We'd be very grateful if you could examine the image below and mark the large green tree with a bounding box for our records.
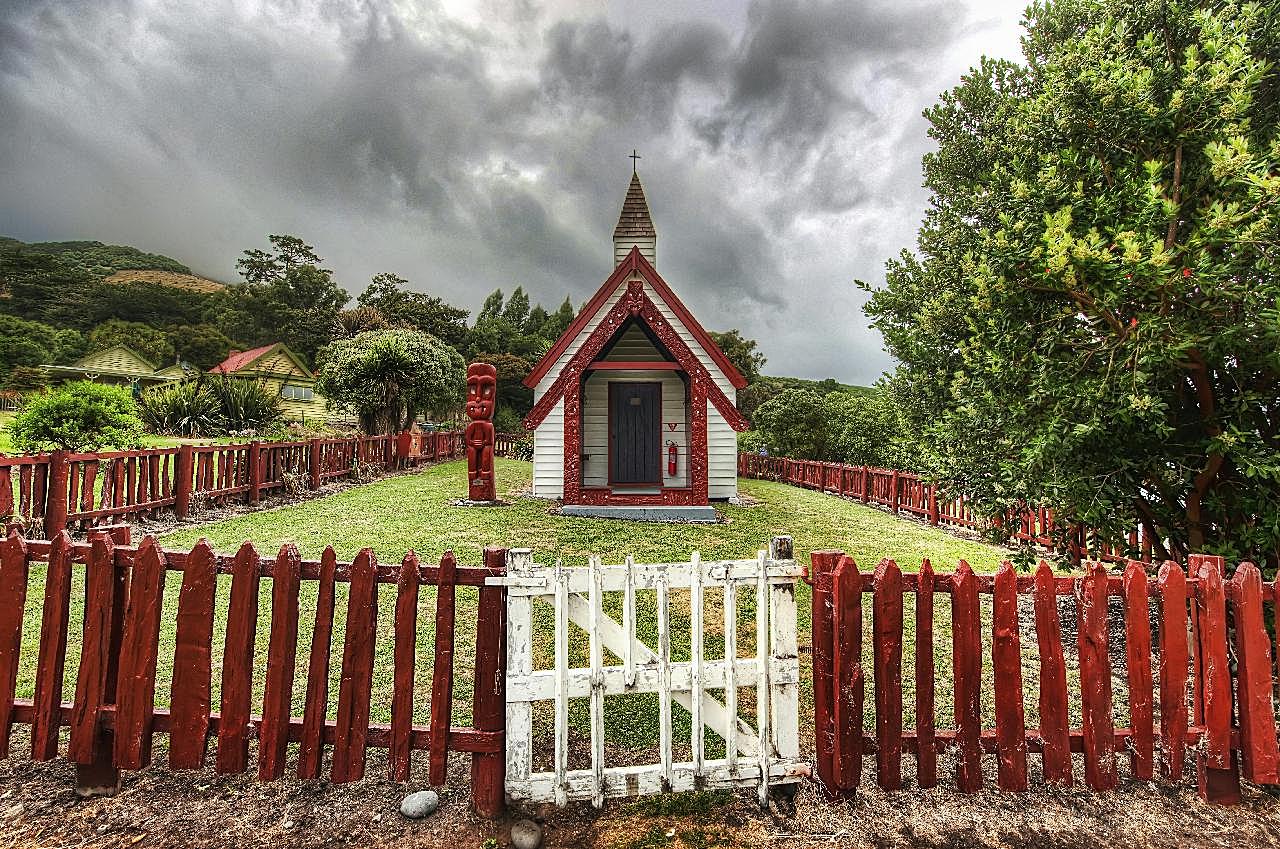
[314,329,465,434]
[709,329,767,384]
[863,0,1280,567]
[87,319,175,366]
[0,315,85,379]
[225,235,350,365]
[356,272,470,348]
[750,388,907,468]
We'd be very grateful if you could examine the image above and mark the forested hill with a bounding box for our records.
[0,237,197,277]
[0,231,879,441]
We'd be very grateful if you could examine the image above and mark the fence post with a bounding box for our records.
[309,439,322,490]
[927,485,939,525]
[472,546,508,818]
[43,449,70,539]
[890,470,900,514]
[75,525,131,796]
[247,441,262,506]
[861,467,870,503]
[174,444,194,519]
[396,431,413,469]
[1192,554,1242,805]
[807,549,842,798]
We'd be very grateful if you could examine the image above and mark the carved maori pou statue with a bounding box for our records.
[464,362,498,502]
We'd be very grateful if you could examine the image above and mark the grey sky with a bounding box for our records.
[0,0,1027,383]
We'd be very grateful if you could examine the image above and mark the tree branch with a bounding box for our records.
[1165,143,1183,251]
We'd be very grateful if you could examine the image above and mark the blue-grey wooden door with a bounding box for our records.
[609,382,661,485]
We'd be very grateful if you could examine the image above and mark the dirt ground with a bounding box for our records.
[3,728,1279,849]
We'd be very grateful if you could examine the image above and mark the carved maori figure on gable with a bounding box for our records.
[464,362,497,502]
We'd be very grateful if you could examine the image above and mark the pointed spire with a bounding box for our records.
[612,169,656,267]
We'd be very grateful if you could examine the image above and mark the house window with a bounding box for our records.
[280,383,313,402]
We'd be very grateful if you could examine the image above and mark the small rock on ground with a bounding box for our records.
[399,790,439,819]
[510,818,543,849]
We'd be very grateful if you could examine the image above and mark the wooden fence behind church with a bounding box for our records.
[0,431,474,538]
[739,453,1154,565]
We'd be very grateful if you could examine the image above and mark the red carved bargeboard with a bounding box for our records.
[542,278,737,506]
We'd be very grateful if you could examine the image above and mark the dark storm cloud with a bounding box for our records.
[0,0,1019,382]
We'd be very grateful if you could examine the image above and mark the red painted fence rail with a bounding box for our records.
[808,550,1279,805]
[739,453,1150,564]
[1,431,472,538]
[0,526,508,816]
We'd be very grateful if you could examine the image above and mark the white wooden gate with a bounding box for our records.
[488,537,806,807]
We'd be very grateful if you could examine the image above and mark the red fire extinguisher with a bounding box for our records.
[666,440,678,477]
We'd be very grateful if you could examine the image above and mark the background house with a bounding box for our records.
[209,342,332,422]
[42,345,183,393]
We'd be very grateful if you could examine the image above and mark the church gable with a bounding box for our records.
[523,274,748,433]
[523,247,748,394]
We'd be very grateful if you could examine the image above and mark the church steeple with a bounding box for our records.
[612,167,657,268]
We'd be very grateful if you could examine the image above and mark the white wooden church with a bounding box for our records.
[522,168,750,519]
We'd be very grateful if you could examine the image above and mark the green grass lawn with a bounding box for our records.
[18,459,1036,765]
[158,457,1004,570]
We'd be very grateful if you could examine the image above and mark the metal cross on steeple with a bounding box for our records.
[629,149,641,174]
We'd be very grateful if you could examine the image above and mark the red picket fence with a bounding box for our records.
[739,453,1152,564]
[807,550,1278,804]
[0,527,508,816]
[1,431,466,538]
[395,430,466,466]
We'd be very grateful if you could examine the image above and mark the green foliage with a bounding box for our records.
[139,377,282,436]
[8,381,145,452]
[5,367,48,393]
[465,287,563,362]
[89,281,209,329]
[138,381,223,437]
[751,388,908,468]
[862,0,1280,567]
[333,306,391,340]
[315,329,465,434]
[0,245,96,327]
[708,329,766,384]
[0,314,85,379]
[167,323,236,370]
[738,374,876,418]
[493,406,524,435]
[356,273,470,348]
[87,318,175,366]
[208,377,284,432]
[224,234,350,365]
[6,238,189,275]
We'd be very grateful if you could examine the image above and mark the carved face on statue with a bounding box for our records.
[465,363,497,421]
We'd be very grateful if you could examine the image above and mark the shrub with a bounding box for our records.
[7,381,145,452]
[138,381,223,437]
[315,329,464,434]
[505,430,534,462]
[493,406,524,436]
[209,377,282,432]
